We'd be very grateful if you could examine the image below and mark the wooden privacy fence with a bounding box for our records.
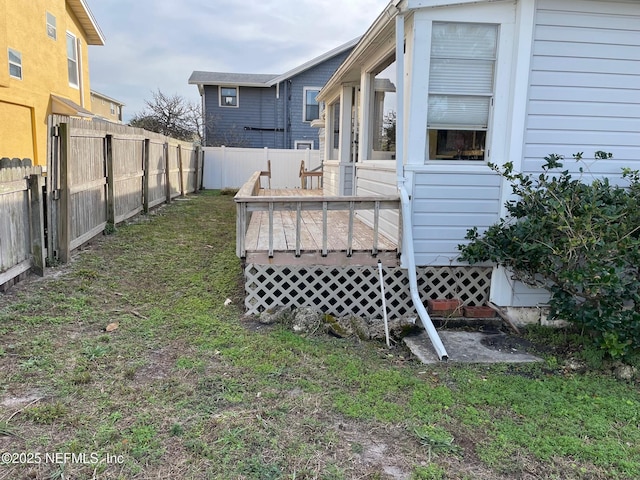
[0,158,45,290]
[47,116,203,263]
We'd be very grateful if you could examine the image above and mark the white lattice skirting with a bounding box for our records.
[244,264,492,318]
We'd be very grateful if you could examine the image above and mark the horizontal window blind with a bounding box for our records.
[431,23,497,59]
[428,23,497,129]
[429,59,495,95]
[428,95,490,128]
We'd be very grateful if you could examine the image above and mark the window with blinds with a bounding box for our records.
[427,22,497,161]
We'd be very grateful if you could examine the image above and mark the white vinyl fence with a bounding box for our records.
[203,146,322,189]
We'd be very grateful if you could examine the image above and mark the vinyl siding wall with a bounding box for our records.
[287,50,353,149]
[204,85,281,148]
[524,0,640,176]
[203,50,353,150]
[322,161,340,195]
[411,169,502,266]
[503,0,640,306]
[355,162,400,243]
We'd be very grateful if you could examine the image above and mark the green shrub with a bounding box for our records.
[459,152,640,358]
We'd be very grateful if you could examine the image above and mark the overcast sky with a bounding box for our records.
[87,0,390,122]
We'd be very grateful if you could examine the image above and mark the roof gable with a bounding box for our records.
[269,37,361,85]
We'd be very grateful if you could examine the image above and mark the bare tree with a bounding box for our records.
[204,115,249,147]
[130,90,203,143]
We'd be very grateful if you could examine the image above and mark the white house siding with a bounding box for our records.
[505,0,640,307]
[524,0,640,175]
[410,168,502,266]
[343,164,355,196]
[355,161,399,242]
[322,161,340,196]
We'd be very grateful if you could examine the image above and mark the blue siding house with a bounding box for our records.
[188,38,358,149]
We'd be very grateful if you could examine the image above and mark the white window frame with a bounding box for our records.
[8,48,22,79]
[295,140,314,150]
[219,86,239,108]
[66,32,79,88]
[426,22,497,162]
[46,12,57,40]
[303,87,321,123]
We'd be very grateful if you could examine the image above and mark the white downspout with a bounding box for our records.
[395,13,448,361]
[378,260,391,348]
[400,189,448,360]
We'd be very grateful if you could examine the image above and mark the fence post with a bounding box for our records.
[178,144,185,197]
[58,122,71,263]
[143,138,150,213]
[195,145,202,192]
[28,173,45,276]
[220,145,226,189]
[164,142,171,204]
[105,134,115,228]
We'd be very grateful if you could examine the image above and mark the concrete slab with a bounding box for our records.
[404,330,542,364]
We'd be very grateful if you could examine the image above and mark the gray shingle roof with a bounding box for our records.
[188,71,278,87]
[189,37,361,88]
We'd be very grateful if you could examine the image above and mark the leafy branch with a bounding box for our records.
[459,152,640,358]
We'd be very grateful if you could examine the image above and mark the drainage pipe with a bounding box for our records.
[399,188,449,360]
[377,260,391,348]
[395,13,448,360]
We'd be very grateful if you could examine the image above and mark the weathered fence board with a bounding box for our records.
[47,116,203,265]
[0,159,44,288]
[112,134,144,223]
[146,139,169,210]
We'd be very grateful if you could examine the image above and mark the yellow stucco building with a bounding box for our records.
[0,0,104,165]
[90,90,124,123]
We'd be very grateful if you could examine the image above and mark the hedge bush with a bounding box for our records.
[459,153,640,358]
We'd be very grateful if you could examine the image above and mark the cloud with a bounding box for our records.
[87,0,388,121]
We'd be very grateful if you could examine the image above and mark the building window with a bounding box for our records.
[304,87,321,122]
[219,87,238,107]
[46,12,57,40]
[295,140,313,150]
[427,23,497,160]
[110,102,115,115]
[8,48,22,79]
[67,32,79,87]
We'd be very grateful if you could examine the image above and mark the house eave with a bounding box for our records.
[406,0,501,8]
[188,71,279,88]
[189,81,275,88]
[318,2,402,102]
[317,0,502,103]
[66,0,105,45]
[51,94,95,117]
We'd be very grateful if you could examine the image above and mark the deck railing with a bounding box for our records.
[234,171,401,259]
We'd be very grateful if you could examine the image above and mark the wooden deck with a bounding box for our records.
[240,188,400,266]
